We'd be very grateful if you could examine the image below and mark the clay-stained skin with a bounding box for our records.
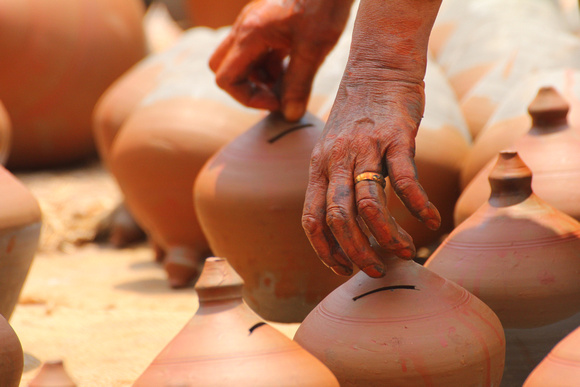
[210,0,353,120]
[211,0,443,278]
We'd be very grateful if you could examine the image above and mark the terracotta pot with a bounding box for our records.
[0,166,42,319]
[524,324,580,386]
[0,315,22,387]
[455,87,580,225]
[294,256,505,386]
[134,257,339,386]
[384,60,471,249]
[29,360,76,387]
[0,0,146,169]
[110,98,260,288]
[0,101,11,166]
[433,0,580,138]
[184,0,251,28]
[427,151,580,328]
[194,112,347,322]
[460,69,580,188]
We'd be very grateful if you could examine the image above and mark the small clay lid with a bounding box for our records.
[528,86,569,127]
[195,257,244,302]
[488,151,533,207]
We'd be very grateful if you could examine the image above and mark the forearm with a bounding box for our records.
[346,0,442,83]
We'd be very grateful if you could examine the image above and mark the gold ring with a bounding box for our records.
[354,172,386,188]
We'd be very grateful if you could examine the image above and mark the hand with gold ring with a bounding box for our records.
[301,0,443,278]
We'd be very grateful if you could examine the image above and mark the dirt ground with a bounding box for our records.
[10,161,299,386]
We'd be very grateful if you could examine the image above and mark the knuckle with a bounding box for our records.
[301,213,323,236]
[326,205,349,229]
[357,197,381,220]
[392,175,417,193]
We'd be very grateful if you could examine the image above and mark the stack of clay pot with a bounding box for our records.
[0,315,23,387]
[455,87,580,225]
[431,0,580,138]
[98,28,263,287]
[134,257,339,386]
[0,105,42,320]
[524,325,580,386]
[426,151,580,386]
[29,360,76,387]
[0,0,146,169]
[194,112,346,322]
[460,69,580,188]
[294,255,505,386]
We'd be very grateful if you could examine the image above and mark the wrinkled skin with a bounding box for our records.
[211,0,443,278]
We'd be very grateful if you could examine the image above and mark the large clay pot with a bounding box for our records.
[109,97,260,288]
[460,69,580,188]
[0,166,42,319]
[194,112,347,323]
[134,257,339,386]
[294,256,505,386]
[0,0,146,169]
[524,325,580,386]
[384,60,471,249]
[455,87,580,225]
[427,151,580,326]
[184,0,251,28]
[433,0,580,138]
[28,360,76,387]
[0,315,22,387]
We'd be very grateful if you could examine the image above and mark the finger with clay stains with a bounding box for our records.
[355,178,415,259]
[325,171,385,278]
[302,168,353,276]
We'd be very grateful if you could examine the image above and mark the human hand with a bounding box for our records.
[209,0,353,122]
[302,0,443,278]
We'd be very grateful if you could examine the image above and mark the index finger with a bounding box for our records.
[386,147,441,230]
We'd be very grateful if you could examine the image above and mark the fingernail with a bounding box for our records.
[363,264,385,278]
[283,101,304,122]
[421,202,441,230]
[330,265,353,276]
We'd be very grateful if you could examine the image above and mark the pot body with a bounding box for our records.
[294,257,505,386]
[0,315,22,387]
[194,113,347,322]
[110,98,260,287]
[0,0,146,169]
[0,166,42,319]
[134,257,339,386]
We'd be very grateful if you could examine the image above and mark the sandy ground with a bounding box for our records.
[10,161,299,386]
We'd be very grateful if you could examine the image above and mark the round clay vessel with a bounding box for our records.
[184,0,250,28]
[0,315,23,387]
[427,151,580,328]
[294,256,505,386]
[28,360,76,387]
[384,60,471,249]
[0,166,42,319]
[194,112,347,322]
[110,97,260,288]
[0,0,146,169]
[460,68,580,188]
[524,325,580,386]
[455,86,580,225]
[0,101,11,165]
[133,257,339,386]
